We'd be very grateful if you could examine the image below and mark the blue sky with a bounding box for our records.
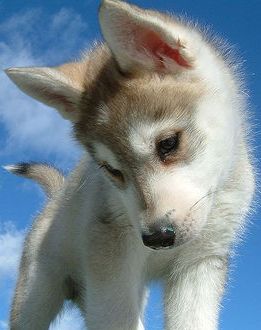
[0,0,260,329]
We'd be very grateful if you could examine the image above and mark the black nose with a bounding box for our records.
[142,223,176,250]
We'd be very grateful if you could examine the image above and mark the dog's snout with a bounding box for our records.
[142,223,176,250]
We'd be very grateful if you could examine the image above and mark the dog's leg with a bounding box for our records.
[83,229,146,330]
[10,258,65,330]
[84,275,145,330]
[164,256,228,330]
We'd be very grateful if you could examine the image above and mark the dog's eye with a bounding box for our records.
[157,134,179,159]
[100,163,125,183]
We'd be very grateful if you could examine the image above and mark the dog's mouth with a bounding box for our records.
[142,224,176,250]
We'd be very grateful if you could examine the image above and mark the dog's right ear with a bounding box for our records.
[5,66,83,122]
[99,0,195,75]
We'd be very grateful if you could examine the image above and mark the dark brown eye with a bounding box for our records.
[157,134,179,159]
[100,163,125,183]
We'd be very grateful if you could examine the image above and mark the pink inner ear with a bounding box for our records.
[135,28,191,69]
[43,90,76,113]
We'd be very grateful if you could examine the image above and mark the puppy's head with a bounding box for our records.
[5,0,239,249]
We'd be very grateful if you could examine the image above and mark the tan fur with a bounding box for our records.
[4,163,64,198]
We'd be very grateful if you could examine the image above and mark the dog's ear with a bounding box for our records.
[99,0,195,74]
[5,66,83,122]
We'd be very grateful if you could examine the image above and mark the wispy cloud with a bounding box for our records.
[0,8,90,329]
[0,320,8,330]
[0,8,90,167]
[0,222,24,281]
[0,222,24,329]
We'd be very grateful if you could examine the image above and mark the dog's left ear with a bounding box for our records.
[5,65,84,122]
[99,0,195,74]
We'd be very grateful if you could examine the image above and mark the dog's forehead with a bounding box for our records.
[99,78,200,124]
[99,79,201,141]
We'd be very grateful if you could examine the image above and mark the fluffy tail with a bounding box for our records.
[4,162,65,198]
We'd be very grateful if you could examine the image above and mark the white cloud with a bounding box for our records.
[0,8,90,166]
[0,320,8,330]
[0,222,24,280]
[0,222,24,329]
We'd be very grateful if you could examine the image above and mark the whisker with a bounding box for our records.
[189,189,218,212]
[75,178,87,193]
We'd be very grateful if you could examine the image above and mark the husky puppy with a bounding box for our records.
[5,0,254,329]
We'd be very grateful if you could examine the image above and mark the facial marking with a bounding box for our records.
[94,142,121,170]
[128,119,177,156]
